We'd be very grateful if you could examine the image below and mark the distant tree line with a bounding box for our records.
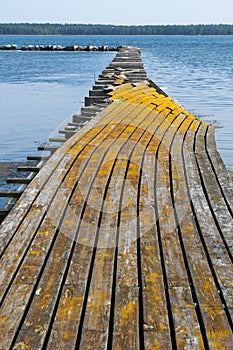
[0,23,233,35]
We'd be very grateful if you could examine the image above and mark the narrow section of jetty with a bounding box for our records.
[0,46,232,349]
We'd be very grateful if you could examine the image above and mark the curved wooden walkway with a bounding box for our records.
[0,47,232,349]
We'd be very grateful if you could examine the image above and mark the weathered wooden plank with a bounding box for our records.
[182,121,233,346]
[10,97,150,348]
[37,145,59,152]
[195,123,233,255]
[0,101,123,254]
[0,98,141,344]
[171,121,207,350]
[0,191,22,198]
[27,155,50,161]
[77,156,128,349]
[205,124,233,208]
[45,98,155,348]
[155,113,207,348]
[0,153,77,289]
[169,118,208,348]
[17,165,40,172]
[0,209,10,219]
[136,110,174,349]
[0,186,72,347]
[78,97,170,349]
[6,177,32,184]
[111,93,184,348]
[111,165,139,349]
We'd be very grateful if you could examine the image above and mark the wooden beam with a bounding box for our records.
[0,209,10,217]
[27,155,49,161]
[0,191,22,198]
[48,137,66,143]
[6,178,31,184]
[17,166,40,172]
[37,145,58,152]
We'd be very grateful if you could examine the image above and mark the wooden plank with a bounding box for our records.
[0,186,72,347]
[27,155,50,161]
[17,166,40,172]
[47,95,159,349]
[135,109,174,349]
[12,193,91,348]
[192,123,233,315]
[7,178,32,184]
[0,191,22,198]
[78,98,169,349]
[0,101,123,254]
[48,137,66,143]
[4,98,148,348]
[169,118,207,348]
[0,209,10,217]
[205,125,233,208]
[29,98,147,348]
[77,156,128,349]
[37,145,59,152]
[111,161,139,349]
[195,123,233,253]
[182,121,233,347]
[155,112,206,348]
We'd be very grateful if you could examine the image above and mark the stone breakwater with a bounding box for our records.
[0,44,119,51]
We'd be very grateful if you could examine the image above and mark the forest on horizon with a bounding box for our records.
[0,23,233,35]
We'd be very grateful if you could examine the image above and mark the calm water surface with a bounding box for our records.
[0,35,232,169]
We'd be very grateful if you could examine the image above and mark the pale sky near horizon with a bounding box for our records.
[0,0,232,25]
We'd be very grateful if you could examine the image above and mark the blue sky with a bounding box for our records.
[0,0,233,24]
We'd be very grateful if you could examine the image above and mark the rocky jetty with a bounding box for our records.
[0,44,119,51]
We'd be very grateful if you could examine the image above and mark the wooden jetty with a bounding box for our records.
[0,46,232,349]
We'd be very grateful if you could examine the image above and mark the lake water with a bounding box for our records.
[0,35,232,169]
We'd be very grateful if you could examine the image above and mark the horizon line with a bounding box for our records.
[0,22,233,26]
